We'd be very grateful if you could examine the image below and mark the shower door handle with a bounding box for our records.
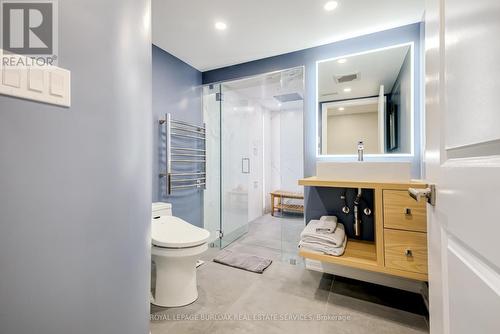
[242,158,250,174]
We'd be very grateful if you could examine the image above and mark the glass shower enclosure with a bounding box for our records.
[203,83,252,248]
[203,68,304,249]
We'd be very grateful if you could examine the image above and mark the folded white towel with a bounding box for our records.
[301,221,346,247]
[299,235,347,256]
[316,216,338,233]
[320,215,337,223]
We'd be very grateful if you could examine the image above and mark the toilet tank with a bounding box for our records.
[152,202,172,219]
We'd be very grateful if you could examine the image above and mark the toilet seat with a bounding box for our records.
[152,216,210,249]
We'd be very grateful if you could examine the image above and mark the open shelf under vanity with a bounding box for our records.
[300,239,377,267]
[298,177,429,282]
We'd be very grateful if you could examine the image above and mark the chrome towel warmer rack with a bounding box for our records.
[159,113,206,195]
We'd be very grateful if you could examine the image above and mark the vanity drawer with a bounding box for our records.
[384,229,428,274]
[383,190,427,232]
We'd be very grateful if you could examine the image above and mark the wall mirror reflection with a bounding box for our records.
[317,43,414,156]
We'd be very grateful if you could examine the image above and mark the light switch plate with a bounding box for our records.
[0,50,71,107]
[49,71,65,97]
[28,68,45,92]
[2,68,22,88]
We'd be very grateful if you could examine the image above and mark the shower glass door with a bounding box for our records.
[202,84,222,246]
[219,83,251,247]
[202,82,252,248]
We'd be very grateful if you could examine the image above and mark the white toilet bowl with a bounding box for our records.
[151,203,210,307]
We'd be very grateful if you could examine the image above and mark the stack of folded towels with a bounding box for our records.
[298,216,347,256]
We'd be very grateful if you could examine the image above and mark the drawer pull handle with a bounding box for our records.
[405,249,413,257]
[404,208,412,215]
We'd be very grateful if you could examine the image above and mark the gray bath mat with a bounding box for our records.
[213,249,272,274]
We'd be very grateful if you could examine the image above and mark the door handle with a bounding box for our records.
[408,184,436,206]
[242,158,250,174]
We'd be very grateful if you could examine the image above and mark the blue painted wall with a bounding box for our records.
[153,45,204,227]
[0,1,152,333]
[203,23,423,179]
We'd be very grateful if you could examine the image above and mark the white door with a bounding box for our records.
[425,0,500,333]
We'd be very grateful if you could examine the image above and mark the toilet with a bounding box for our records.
[151,202,210,307]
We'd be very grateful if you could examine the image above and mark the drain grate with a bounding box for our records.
[289,259,297,265]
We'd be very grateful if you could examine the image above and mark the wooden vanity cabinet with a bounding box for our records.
[383,189,428,275]
[298,177,429,281]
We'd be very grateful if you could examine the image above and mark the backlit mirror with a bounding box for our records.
[317,43,414,156]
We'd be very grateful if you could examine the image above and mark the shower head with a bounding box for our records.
[273,92,303,103]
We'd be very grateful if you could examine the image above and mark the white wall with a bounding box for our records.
[327,112,379,154]
[264,106,304,211]
[270,110,282,193]
[263,110,273,212]
[247,105,265,222]
[278,107,304,194]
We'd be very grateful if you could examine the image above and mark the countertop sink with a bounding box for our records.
[316,161,412,183]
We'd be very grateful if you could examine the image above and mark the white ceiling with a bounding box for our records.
[152,0,423,71]
[318,45,410,102]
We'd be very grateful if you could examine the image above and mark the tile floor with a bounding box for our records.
[229,213,305,265]
[150,214,429,334]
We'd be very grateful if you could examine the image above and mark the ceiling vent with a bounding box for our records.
[273,92,303,103]
[321,92,338,98]
[334,72,360,84]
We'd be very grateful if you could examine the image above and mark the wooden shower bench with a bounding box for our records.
[270,190,304,216]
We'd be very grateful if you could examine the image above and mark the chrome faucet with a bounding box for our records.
[357,141,364,161]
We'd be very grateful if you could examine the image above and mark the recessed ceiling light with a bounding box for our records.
[324,1,338,12]
[337,58,347,64]
[343,88,352,93]
[215,21,227,30]
[338,107,345,111]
